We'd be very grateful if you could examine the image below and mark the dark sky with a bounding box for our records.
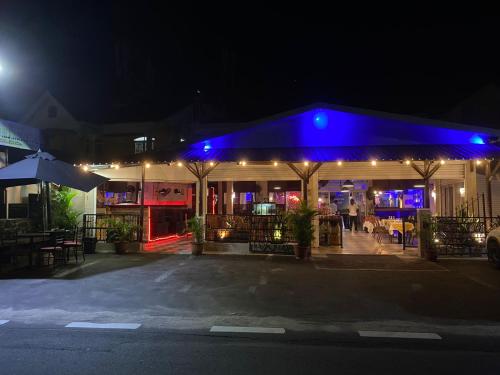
[0,2,499,123]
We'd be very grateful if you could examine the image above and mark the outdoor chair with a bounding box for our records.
[63,226,85,263]
[40,233,66,268]
[373,219,391,245]
[405,227,417,246]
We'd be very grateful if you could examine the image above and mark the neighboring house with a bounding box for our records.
[17,91,229,164]
[20,91,96,162]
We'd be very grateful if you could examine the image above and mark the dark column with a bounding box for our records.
[45,182,51,229]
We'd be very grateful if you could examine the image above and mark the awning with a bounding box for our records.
[0,151,109,191]
[179,144,500,162]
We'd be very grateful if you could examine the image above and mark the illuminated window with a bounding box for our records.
[134,136,155,154]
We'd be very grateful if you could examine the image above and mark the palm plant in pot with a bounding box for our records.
[188,216,204,255]
[105,218,139,254]
[286,200,318,259]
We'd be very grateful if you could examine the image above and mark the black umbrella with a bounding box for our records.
[0,150,108,191]
[0,150,109,229]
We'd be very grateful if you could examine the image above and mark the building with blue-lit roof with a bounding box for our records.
[91,103,500,251]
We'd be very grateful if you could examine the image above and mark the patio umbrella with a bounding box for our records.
[0,150,108,192]
[0,150,108,229]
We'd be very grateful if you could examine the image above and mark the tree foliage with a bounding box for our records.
[51,186,82,229]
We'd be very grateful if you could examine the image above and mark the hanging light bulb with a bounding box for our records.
[342,179,354,188]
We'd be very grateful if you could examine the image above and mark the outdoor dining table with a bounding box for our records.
[380,220,414,244]
[17,230,69,266]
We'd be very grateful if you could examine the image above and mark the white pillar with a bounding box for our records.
[307,171,320,248]
[464,160,477,215]
[417,208,431,258]
[201,176,208,217]
[226,181,233,214]
[195,180,200,216]
[434,180,441,216]
[217,181,223,214]
[256,181,268,202]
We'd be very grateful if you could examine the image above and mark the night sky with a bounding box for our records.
[0,2,499,124]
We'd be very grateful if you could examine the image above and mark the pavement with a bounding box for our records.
[1,253,500,373]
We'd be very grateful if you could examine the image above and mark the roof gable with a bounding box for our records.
[189,104,498,152]
[21,91,79,131]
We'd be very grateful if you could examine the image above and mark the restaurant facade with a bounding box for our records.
[85,103,500,253]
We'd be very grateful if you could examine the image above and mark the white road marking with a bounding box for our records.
[154,269,175,283]
[0,320,9,326]
[358,330,442,340]
[210,326,285,334]
[54,261,100,278]
[66,322,141,330]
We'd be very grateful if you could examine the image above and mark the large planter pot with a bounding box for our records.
[192,242,204,256]
[295,245,310,260]
[115,242,129,254]
[83,237,97,254]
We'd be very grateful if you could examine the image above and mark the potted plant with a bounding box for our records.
[105,218,138,254]
[51,186,82,230]
[286,200,318,259]
[188,216,204,255]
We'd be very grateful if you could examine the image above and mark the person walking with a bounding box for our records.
[348,198,359,231]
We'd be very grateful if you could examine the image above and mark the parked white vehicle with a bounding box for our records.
[487,226,500,269]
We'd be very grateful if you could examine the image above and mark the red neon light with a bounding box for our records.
[147,206,191,242]
[149,234,185,242]
[143,200,188,206]
[143,234,188,251]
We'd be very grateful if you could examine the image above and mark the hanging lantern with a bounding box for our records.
[342,179,354,188]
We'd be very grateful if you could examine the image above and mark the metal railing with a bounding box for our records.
[205,213,295,254]
[82,213,141,242]
[431,216,500,256]
[319,215,343,248]
[249,215,294,254]
[205,214,252,242]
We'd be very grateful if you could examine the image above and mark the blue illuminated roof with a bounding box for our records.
[178,103,500,161]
